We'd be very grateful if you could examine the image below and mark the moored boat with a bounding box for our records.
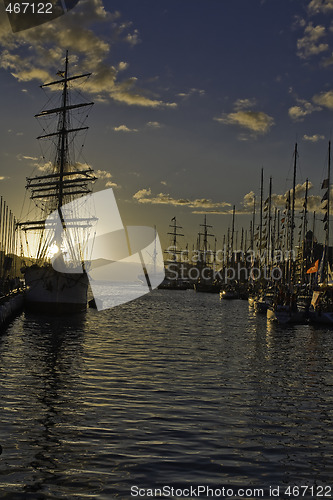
[309,142,333,325]
[18,51,97,314]
[220,286,238,300]
[267,303,308,325]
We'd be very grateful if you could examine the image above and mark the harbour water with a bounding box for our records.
[1,290,333,499]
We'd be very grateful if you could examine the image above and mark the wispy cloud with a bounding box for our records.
[17,154,39,161]
[214,111,274,134]
[113,124,138,132]
[177,88,205,99]
[233,98,257,110]
[243,182,323,213]
[106,181,120,188]
[322,52,333,66]
[95,169,112,179]
[147,121,163,128]
[96,169,120,189]
[303,133,325,142]
[313,89,333,109]
[242,191,256,211]
[271,183,322,211]
[133,188,231,209]
[308,0,333,14]
[297,22,329,59]
[214,97,274,137]
[288,99,320,121]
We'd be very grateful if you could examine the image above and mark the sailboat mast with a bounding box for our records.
[231,205,235,261]
[167,217,184,262]
[58,50,69,210]
[267,176,272,265]
[326,141,331,280]
[290,143,298,281]
[259,168,263,259]
[250,195,255,251]
[302,178,309,282]
[203,215,207,264]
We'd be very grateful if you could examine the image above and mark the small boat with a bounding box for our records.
[309,287,333,325]
[220,286,238,300]
[195,279,220,293]
[253,290,274,314]
[308,142,333,325]
[158,278,190,290]
[267,304,308,325]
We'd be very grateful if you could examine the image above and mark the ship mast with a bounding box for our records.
[18,52,96,235]
[58,50,69,211]
[17,52,97,264]
[167,217,184,262]
[199,215,214,266]
[290,142,298,283]
[325,141,331,282]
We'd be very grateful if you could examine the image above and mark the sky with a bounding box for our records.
[0,0,333,252]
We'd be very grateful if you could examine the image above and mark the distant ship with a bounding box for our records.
[18,51,97,313]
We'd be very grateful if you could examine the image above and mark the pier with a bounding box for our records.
[0,197,24,329]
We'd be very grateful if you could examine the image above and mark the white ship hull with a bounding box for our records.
[23,265,88,314]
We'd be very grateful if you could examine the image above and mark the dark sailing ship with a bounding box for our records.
[18,52,97,313]
[308,141,333,324]
[159,217,190,289]
[194,215,220,293]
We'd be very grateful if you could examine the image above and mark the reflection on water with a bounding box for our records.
[1,291,333,498]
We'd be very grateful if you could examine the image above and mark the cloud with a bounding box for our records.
[308,0,333,14]
[133,188,231,209]
[17,154,39,161]
[233,98,257,110]
[242,191,256,211]
[214,97,274,137]
[272,182,322,211]
[34,160,53,172]
[288,99,320,121]
[313,89,333,109]
[297,23,329,59]
[94,169,120,188]
[95,169,112,179]
[191,209,235,215]
[113,124,138,132]
[214,110,274,134]
[177,88,205,99]
[105,181,120,188]
[0,0,176,109]
[303,133,325,142]
[243,183,323,213]
[133,188,151,200]
[147,121,163,128]
[322,53,333,66]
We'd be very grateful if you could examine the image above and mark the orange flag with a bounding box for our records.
[306,260,319,274]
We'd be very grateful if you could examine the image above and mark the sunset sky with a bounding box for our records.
[0,0,333,251]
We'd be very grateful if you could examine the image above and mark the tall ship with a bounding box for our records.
[18,51,97,313]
